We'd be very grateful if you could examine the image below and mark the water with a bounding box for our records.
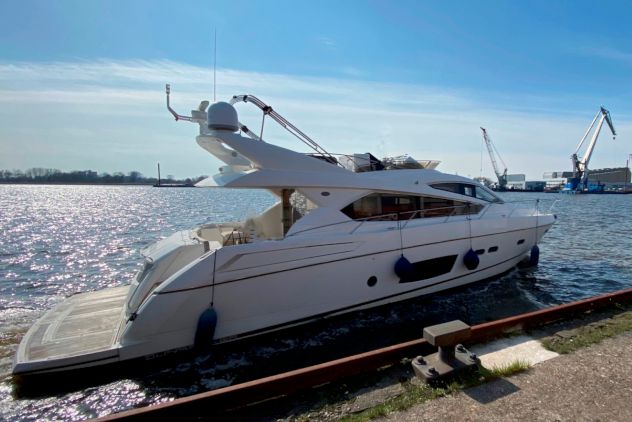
[0,185,631,421]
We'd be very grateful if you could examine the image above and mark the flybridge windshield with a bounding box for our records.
[431,183,503,203]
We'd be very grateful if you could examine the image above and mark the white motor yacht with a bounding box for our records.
[13,89,555,376]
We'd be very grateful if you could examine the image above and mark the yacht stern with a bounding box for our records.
[13,285,128,376]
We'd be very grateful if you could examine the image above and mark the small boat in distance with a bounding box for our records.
[13,87,555,377]
[153,163,195,188]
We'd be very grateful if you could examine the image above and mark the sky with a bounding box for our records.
[1,0,631,180]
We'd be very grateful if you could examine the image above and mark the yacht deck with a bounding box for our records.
[14,285,128,375]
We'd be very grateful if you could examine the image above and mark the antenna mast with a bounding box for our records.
[213,29,217,102]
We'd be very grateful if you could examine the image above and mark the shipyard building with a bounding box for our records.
[504,174,546,191]
[543,167,631,192]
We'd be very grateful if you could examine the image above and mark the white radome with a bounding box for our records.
[207,101,239,132]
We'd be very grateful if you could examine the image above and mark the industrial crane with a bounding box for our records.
[568,106,616,192]
[480,127,508,190]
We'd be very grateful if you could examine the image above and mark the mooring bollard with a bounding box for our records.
[412,320,478,381]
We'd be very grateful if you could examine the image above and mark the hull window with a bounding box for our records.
[399,255,458,283]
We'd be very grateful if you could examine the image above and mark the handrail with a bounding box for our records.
[287,198,550,238]
[223,230,249,246]
[398,204,468,229]
[503,197,561,218]
[287,204,476,238]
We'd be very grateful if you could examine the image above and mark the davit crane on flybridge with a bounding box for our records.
[568,106,616,192]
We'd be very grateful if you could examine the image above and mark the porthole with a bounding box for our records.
[517,239,525,245]
[475,249,485,255]
[321,191,330,196]
[367,276,377,287]
[488,246,499,253]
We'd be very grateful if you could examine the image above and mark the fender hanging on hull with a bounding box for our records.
[194,307,218,349]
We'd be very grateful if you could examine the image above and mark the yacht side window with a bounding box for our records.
[341,194,381,219]
[475,186,503,203]
[432,183,476,197]
[341,193,481,220]
[341,193,419,221]
[431,183,460,194]
[432,183,502,203]
[422,197,482,216]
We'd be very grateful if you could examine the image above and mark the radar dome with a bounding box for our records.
[207,102,239,132]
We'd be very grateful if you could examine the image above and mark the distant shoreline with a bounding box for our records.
[0,181,155,186]
[0,168,207,186]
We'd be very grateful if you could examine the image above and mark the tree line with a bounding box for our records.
[0,168,207,185]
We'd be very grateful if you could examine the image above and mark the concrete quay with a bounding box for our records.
[379,331,632,422]
[92,290,632,422]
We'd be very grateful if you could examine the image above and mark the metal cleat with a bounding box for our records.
[412,320,479,382]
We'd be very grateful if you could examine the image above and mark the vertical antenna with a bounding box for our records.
[479,130,484,178]
[213,29,217,102]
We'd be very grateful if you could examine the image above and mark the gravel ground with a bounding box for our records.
[378,331,632,422]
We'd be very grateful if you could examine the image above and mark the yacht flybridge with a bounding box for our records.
[13,87,555,377]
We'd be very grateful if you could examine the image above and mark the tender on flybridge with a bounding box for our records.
[13,87,555,377]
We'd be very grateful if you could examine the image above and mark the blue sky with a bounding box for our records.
[1,0,631,180]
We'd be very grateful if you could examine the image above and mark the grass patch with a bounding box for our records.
[484,360,531,378]
[541,311,632,354]
[336,383,442,422]
[337,360,530,422]
[336,309,632,422]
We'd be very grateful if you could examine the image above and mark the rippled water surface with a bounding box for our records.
[0,185,631,421]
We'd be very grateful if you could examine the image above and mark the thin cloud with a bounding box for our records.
[317,36,337,49]
[0,59,628,180]
[573,45,632,66]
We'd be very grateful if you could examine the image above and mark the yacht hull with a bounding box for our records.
[13,218,553,377]
[208,221,553,341]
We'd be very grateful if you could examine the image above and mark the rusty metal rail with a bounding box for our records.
[94,287,632,421]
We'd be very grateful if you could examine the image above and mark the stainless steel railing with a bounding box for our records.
[286,198,554,238]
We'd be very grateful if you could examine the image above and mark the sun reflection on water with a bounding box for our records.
[0,186,631,420]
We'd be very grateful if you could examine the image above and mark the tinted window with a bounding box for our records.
[475,186,502,202]
[432,183,460,194]
[341,194,419,221]
[432,183,501,203]
[341,193,481,220]
[422,197,482,217]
